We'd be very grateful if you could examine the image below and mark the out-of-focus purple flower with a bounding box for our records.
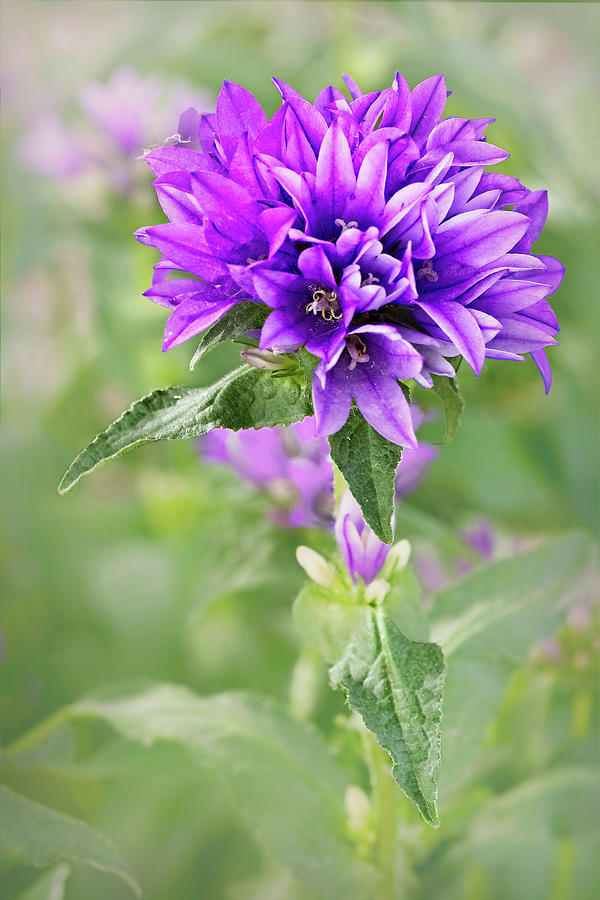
[201,406,435,530]
[395,406,438,496]
[136,71,562,446]
[202,418,334,529]
[18,67,211,194]
[335,489,391,583]
[18,113,89,180]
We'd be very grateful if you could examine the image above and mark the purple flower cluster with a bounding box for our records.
[202,408,436,532]
[203,418,334,529]
[137,73,562,446]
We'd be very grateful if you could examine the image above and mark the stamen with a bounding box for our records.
[346,335,370,371]
[246,254,268,265]
[335,218,359,234]
[305,289,341,320]
[416,259,439,282]
[361,273,380,287]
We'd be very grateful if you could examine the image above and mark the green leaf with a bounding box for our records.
[431,372,464,443]
[69,685,377,900]
[330,606,445,825]
[419,768,600,900]
[0,786,140,895]
[189,302,268,370]
[328,405,402,543]
[430,533,592,795]
[293,582,365,664]
[59,365,312,493]
[14,865,70,900]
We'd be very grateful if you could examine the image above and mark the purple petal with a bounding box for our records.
[354,373,418,448]
[163,296,238,350]
[258,206,298,256]
[447,166,485,216]
[253,270,304,309]
[259,308,309,349]
[143,147,217,178]
[426,117,475,148]
[348,140,388,224]
[191,172,260,241]
[514,190,548,246]
[435,210,529,267]
[135,224,227,280]
[298,245,336,288]
[519,255,565,293]
[342,72,363,100]
[531,348,552,394]
[314,121,356,230]
[312,369,353,437]
[380,72,412,132]
[417,300,486,374]
[216,81,267,160]
[410,74,448,148]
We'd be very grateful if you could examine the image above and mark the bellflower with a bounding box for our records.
[202,418,334,529]
[335,490,391,584]
[19,67,211,193]
[201,406,435,528]
[136,72,562,446]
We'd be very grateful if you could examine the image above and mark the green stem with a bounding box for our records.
[365,731,398,899]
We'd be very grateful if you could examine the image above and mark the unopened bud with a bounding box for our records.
[345,785,371,836]
[382,539,411,579]
[365,578,391,605]
[240,348,290,372]
[296,546,335,588]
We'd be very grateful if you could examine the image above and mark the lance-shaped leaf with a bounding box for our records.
[189,301,268,370]
[328,406,402,543]
[431,372,464,443]
[67,685,377,899]
[0,786,140,895]
[59,365,312,493]
[330,606,445,825]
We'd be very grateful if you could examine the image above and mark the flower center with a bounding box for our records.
[346,335,370,371]
[306,289,342,321]
[416,259,438,283]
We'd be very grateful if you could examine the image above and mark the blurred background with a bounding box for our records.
[1,2,598,899]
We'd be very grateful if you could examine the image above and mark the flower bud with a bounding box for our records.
[240,348,291,372]
[296,545,335,588]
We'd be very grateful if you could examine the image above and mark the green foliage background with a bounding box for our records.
[1,2,598,898]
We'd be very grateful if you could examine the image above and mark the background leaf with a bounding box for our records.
[430,533,593,794]
[14,865,70,900]
[69,684,378,900]
[328,406,402,543]
[330,607,445,825]
[0,786,140,896]
[59,366,312,493]
[417,768,600,900]
[431,373,464,444]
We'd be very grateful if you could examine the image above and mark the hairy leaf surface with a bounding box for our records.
[330,607,445,825]
[59,366,312,493]
[328,406,402,543]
